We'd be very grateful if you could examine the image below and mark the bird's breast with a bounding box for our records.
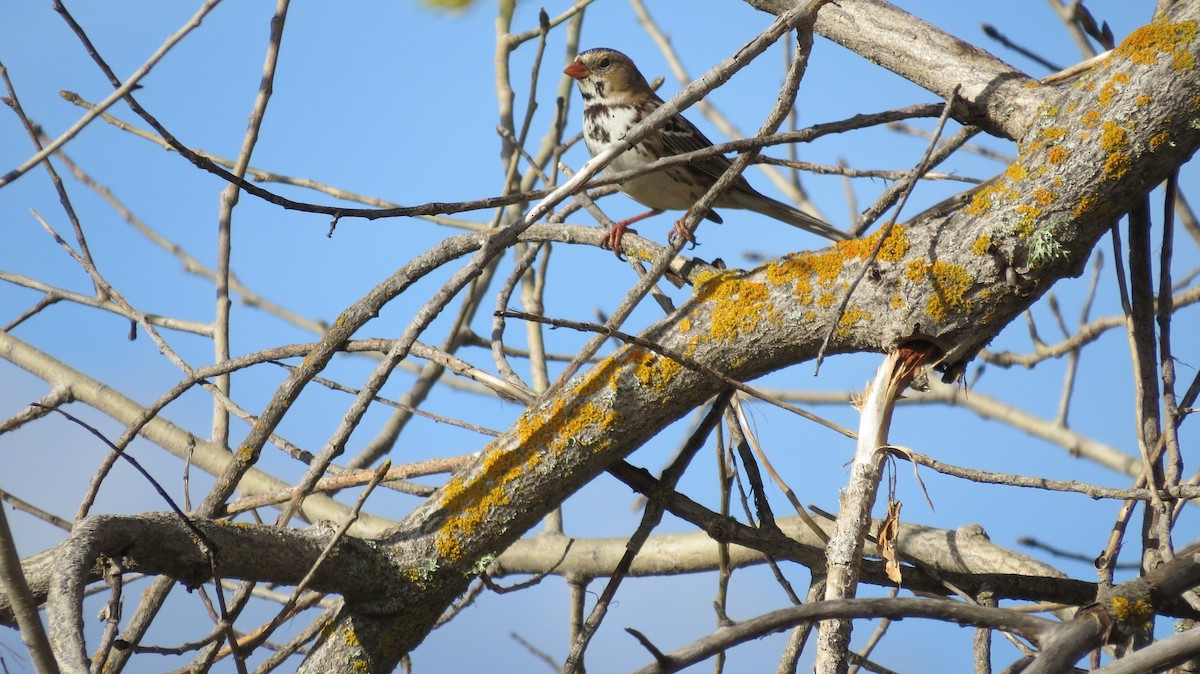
[582,103,640,154]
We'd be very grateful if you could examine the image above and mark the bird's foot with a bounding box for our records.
[601,209,662,259]
[601,222,638,260]
[669,215,699,249]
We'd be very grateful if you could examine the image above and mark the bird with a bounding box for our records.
[563,47,851,257]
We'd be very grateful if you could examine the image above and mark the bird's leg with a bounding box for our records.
[601,208,662,258]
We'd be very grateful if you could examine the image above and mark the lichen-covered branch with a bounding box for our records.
[293,5,1200,670]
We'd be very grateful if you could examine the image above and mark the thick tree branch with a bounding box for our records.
[746,0,1042,138]
[285,5,1200,670]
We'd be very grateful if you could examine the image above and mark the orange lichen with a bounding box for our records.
[817,292,836,308]
[1047,146,1070,164]
[1135,94,1153,106]
[836,224,909,262]
[1116,20,1198,70]
[1033,189,1058,206]
[1073,195,1098,217]
[1149,132,1171,150]
[1082,109,1100,128]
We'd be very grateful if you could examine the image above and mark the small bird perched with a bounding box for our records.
[563,47,850,256]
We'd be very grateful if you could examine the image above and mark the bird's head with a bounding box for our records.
[563,48,651,102]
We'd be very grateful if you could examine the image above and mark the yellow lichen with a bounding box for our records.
[889,295,904,309]
[1015,204,1042,235]
[1005,164,1029,181]
[905,259,929,283]
[1135,94,1153,106]
[1097,121,1131,181]
[965,181,1010,215]
[1110,595,1154,625]
[691,267,723,287]
[631,347,683,394]
[971,235,992,256]
[925,261,975,322]
[817,292,836,308]
[1149,132,1171,150]
[1098,81,1117,107]
[837,306,872,338]
[678,317,691,333]
[794,272,814,304]
[1047,146,1070,164]
[696,277,779,342]
[1100,121,1129,151]
[1073,195,1098,217]
[1040,126,1068,141]
[435,360,624,560]
[1103,152,1131,180]
[811,250,845,285]
[1116,20,1198,70]
[1082,109,1101,128]
[905,260,974,320]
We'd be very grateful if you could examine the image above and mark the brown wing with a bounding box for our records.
[652,97,756,193]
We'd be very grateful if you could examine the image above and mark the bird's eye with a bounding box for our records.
[598,57,611,68]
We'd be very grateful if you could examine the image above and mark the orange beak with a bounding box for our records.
[563,59,588,80]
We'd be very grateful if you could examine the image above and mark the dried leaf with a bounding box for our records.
[877,499,903,585]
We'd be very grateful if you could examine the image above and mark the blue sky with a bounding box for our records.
[1,1,1197,672]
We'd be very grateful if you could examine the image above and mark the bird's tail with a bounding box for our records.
[743,194,852,242]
